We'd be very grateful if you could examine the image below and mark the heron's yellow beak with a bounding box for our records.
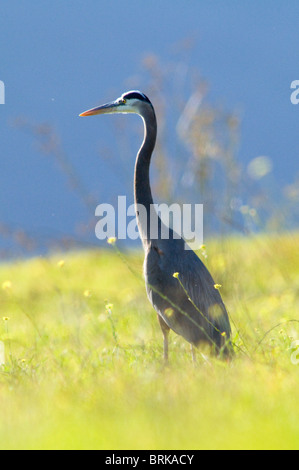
[79,101,120,117]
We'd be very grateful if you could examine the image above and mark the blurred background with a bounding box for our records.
[1,0,299,258]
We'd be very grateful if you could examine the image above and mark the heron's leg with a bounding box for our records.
[157,315,170,363]
[191,344,196,363]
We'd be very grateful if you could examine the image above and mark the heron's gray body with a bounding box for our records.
[144,230,231,350]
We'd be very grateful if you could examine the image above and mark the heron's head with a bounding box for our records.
[79,90,153,117]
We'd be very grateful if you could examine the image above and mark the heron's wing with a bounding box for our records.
[148,238,231,349]
[176,249,232,340]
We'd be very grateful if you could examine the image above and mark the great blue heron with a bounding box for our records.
[80,90,232,361]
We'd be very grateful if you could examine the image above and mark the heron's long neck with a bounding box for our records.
[134,107,157,246]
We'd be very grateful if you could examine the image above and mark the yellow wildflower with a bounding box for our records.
[2,281,12,291]
[214,284,222,290]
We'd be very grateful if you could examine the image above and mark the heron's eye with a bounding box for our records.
[122,98,127,104]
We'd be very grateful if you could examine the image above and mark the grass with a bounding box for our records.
[0,232,299,449]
